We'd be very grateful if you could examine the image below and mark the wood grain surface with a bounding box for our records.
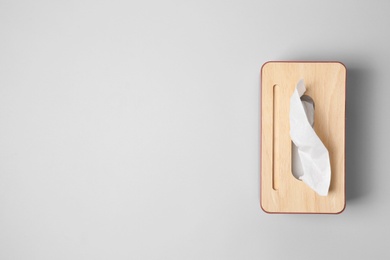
[260,62,346,213]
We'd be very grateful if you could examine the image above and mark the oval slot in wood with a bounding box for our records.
[272,84,279,190]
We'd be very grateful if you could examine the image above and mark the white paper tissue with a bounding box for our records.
[290,80,331,196]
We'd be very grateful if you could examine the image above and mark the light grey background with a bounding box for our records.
[0,0,389,259]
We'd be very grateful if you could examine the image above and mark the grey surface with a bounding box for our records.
[0,0,389,259]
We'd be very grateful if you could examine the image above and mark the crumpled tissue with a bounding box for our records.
[290,80,331,196]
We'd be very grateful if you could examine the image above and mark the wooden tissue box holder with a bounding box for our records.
[260,61,346,214]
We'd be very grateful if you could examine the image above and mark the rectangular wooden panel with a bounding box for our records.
[260,62,346,214]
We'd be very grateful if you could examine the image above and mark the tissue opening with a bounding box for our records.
[291,94,315,180]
